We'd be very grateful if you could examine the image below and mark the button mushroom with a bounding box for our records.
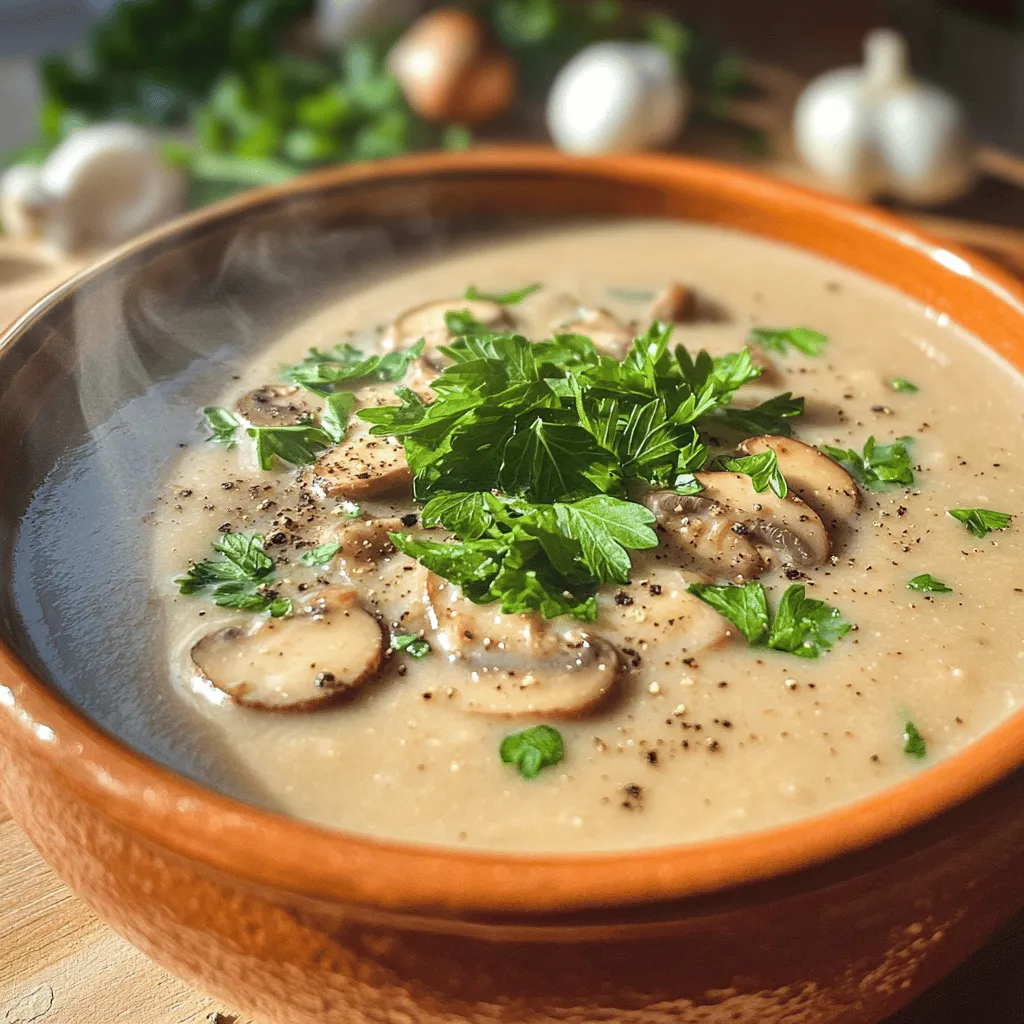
[425,575,619,718]
[190,587,385,711]
[649,282,694,323]
[647,472,832,578]
[322,515,403,564]
[388,8,516,125]
[738,435,860,531]
[235,384,317,427]
[381,298,510,359]
[556,307,632,358]
[305,421,412,501]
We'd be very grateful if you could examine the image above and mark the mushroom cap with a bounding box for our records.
[190,587,385,711]
[322,515,403,564]
[426,575,619,718]
[649,282,694,324]
[557,307,632,358]
[693,472,831,569]
[381,298,509,358]
[739,435,860,530]
[306,421,412,501]
[235,384,317,427]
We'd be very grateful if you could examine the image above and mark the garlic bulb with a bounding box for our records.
[547,42,690,155]
[793,29,974,206]
[388,8,516,125]
[0,123,184,253]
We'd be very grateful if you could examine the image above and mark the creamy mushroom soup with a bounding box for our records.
[149,220,1024,852]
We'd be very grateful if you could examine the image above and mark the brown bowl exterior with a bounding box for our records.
[2,149,1024,1024]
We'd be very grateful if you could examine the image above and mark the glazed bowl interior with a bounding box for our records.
[3,148,1024,916]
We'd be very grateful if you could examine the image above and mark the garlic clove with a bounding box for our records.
[875,86,975,205]
[36,123,185,252]
[388,8,516,125]
[547,42,689,156]
[315,0,423,49]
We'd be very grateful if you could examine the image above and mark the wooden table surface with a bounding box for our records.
[3,79,1024,1018]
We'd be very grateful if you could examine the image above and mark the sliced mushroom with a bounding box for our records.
[645,489,765,581]
[381,298,510,355]
[556,306,632,357]
[190,587,384,711]
[595,561,732,655]
[305,422,411,501]
[425,575,619,718]
[323,516,403,564]
[236,384,316,427]
[738,435,860,530]
[649,282,694,323]
[647,472,831,578]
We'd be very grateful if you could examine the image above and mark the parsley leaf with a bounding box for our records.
[714,393,805,437]
[947,507,1013,538]
[749,326,828,357]
[907,573,952,594]
[720,449,788,498]
[553,495,659,585]
[248,423,332,470]
[688,582,851,657]
[903,720,927,759]
[391,633,431,658]
[300,542,341,567]
[767,585,852,657]
[320,391,354,444]
[203,406,242,447]
[500,724,564,779]
[464,283,541,305]
[889,377,919,393]
[687,581,768,644]
[282,339,424,396]
[176,533,291,617]
[821,435,915,490]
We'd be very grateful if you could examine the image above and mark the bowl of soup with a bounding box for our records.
[1,149,1023,1024]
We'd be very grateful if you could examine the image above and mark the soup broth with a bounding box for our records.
[148,220,1024,852]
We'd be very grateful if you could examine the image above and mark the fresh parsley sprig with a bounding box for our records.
[176,533,291,617]
[821,435,915,490]
[688,581,851,658]
[300,542,341,567]
[203,406,242,447]
[748,326,828,357]
[907,573,952,594]
[281,339,424,396]
[247,392,354,469]
[719,449,788,498]
[948,507,1013,538]
[464,283,541,305]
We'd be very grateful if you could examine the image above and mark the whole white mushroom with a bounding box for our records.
[547,42,690,155]
[0,123,184,253]
[793,29,974,206]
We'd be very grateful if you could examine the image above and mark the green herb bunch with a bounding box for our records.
[361,314,803,621]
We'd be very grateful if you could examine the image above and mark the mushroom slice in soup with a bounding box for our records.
[235,384,316,427]
[738,435,860,530]
[306,422,411,501]
[323,515,403,564]
[425,575,619,718]
[556,307,632,357]
[649,282,694,323]
[190,587,385,711]
[381,298,510,357]
[645,489,765,581]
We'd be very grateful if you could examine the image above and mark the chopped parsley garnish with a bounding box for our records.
[748,326,828,357]
[281,339,424,396]
[300,542,341,567]
[688,582,851,658]
[903,720,927,759]
[907,573,952,594]
[500,725,564,779]
[203,406,241,447]
[464,283,541,305]
[391,633,431,658]
[821,435,915,490]
[889,377,919,393]
[176,533,291,617]
[248,423,333,470]
[359,319,805,621]
[947,507,1013,538]
[719,449,788,498]
[320,391,355,443]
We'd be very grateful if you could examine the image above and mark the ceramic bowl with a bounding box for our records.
[1,149,1023,1024]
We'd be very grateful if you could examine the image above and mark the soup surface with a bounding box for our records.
[149,219,1024,852]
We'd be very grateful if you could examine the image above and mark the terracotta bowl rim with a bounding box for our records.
[3,147,1024,917]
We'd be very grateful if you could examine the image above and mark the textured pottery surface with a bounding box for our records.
[1,149,1023,1023]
